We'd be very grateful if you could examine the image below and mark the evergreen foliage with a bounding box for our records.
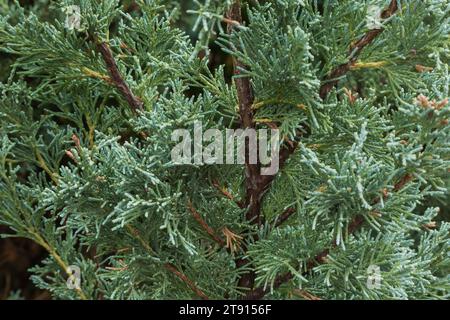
[0,0,449,299]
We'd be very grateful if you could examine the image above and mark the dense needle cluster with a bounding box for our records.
[0,0,449,300]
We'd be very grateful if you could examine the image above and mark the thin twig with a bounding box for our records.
[227,1,262,223]
[244,172,414,299]
[34,148,59,185]
[227,0,262,291]
[96,42,144,113]
[319,0,398,99]
[222,17,241,27]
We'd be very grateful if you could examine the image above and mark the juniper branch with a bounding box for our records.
[226,0,302,293]
[227,1,262,225]
[212,180,244,208]
[96,42,144,113]
[319,0,399,99]
[244,172,415,299]
[24,157,87,299]
[187,200,225,246]
[268,0,399,187]
[164,263,210,300]
[126,225,210,300]
[31,230,88,300]
[273,207,296,228]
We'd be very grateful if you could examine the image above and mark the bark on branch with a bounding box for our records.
[97,42,144,113]
[266,0,399,193]
[228,0,399,300]
[274,207,296,228]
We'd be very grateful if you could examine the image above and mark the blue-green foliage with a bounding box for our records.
[0,0,449,299]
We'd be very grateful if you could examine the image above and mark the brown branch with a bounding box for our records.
[212,180,235,202]
[274,207,296,228]
[164,263,209,300]
[227,2,263,225]
[393,173,413,192]
[227,2,254,131]
[126,225,208,299]
[187,201,225,246]
[227,0,306,292]
[222,17,241,27]
[319,0,398,99]
[230,0,399,300]
[96,42,144,113]
[291,289,322,300]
